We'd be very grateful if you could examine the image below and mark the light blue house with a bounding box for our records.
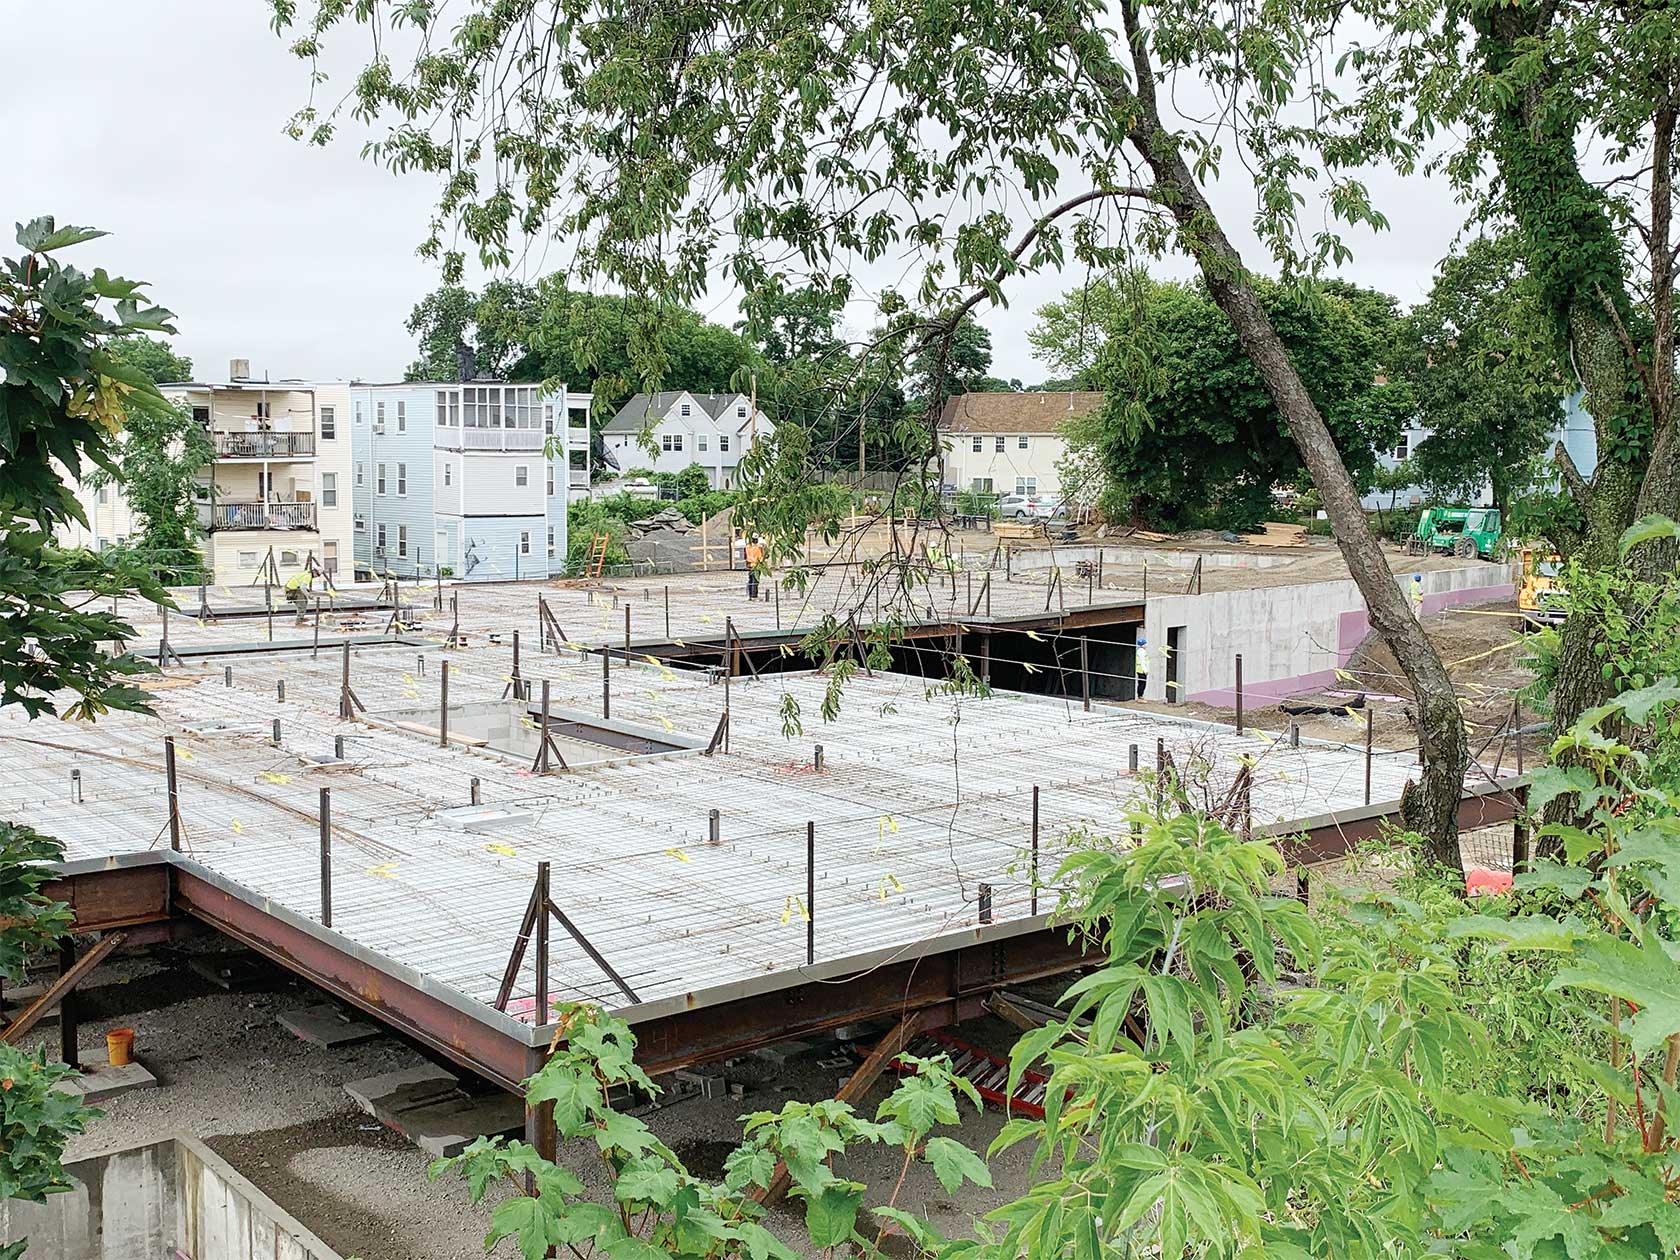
[350,380,592,582]
[1361,390,1600,511]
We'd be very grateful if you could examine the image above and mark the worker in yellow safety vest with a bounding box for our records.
[1135,634,1150,700]
[284,569,313,624]
[1409,572,1425,621]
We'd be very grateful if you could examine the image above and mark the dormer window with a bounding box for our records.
[680,403,691,417]
[737,404,746,418]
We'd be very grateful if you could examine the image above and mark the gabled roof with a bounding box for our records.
[938,391,1104,434]
[604,391,749,433]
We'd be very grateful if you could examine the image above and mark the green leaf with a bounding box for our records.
[486,1196,554,1260]
[1512,859,1592,899]
[1608,678,1680,726]
[16,218,106,254]
[1551,926,1680,1055]
[525,1062,601,1134]
[923,1136,992,1193]
[1445,913,1586,952]
[804,1184,864,1249]
[1619,513,1680,558]
[614,1162,681,1207]
[1526,765,1597,814]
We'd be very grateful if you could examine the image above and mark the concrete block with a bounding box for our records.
[56,1054,158,1103]
[343,1063,458,1123]
[278,1003,382,1048]
[396,1093,524,1159]
[751,1039,815,1067]
[187,952,272,991]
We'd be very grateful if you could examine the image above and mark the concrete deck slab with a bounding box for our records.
[279,1002,384,1048]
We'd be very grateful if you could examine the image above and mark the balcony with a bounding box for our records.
[198,501,318,532]
[437,427,547,452]
[214,431,316,459]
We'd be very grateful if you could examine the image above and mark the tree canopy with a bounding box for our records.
[102,333,193,385]
[1052,275,1409,531]
[1393,234,1566,521]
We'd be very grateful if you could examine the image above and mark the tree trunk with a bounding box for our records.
[1090,4,1468,870]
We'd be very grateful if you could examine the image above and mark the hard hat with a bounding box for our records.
[1412,572,1423,581]
[1137,635,1147,646]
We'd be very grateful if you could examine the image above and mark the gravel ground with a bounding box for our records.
[32,942,1062,1260]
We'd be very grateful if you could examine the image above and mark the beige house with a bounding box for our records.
[59,360,355,587]
[938,391,1104,500]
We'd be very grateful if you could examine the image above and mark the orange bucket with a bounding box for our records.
[105,1028,135,1067]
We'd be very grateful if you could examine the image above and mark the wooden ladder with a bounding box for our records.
[585,532,610,580]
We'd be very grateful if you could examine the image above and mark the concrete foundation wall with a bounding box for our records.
[1144,562,1514,705]
[1004,543,1299,574]
[2,1136,339,1260]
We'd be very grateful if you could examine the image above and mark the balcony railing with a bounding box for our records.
[438,427,547,451]
[198,501,318,532]
[214,431,316,458]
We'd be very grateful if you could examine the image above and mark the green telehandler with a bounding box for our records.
[1405,507,1503,560]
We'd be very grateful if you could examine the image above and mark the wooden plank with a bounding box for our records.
[752,1009,926,1205]
[1,931,126,1044]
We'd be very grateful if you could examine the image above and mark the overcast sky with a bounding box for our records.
[6,2,1478,386]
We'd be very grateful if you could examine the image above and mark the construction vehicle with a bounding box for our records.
[1518,546,1568,627]
[1405,506,1503,559]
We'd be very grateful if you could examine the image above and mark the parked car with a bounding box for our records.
[998,494,1060,521]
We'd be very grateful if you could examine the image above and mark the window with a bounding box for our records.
[546,466,555,496]
[519,530,532,555]
[355,402,363,425]
[1015,476,1038,496]
[191,405,210,426]
[354,513,366,533]
[1018,435,1029,450]
[971,477,993,492]
[544,405,555,435]
[680,403,691,417]
[397,401,406,432]
[698,434,709,452]
[972,436,983,452]
[255,401,270,422]
[355,462,364,486]
[376,524,387,552]
[443,464,452,487]
[375,401,385,432]
[661,433,684,453]
[994,436,1005,452]
[321,472,338,507]
[1394,433,1410,461]
[661,434,673,451]
[281,549,300,566]
[395,463,407,495]
[320,406,336,439]
[515,465,528,487]
[376,463,386,494]
[239,550,258,569]
[719,434,729,453]
[737,403,747,418]
[434,389,459,427]
[97,486,109,504]
[398,525,408,557]
[547,525,556,557]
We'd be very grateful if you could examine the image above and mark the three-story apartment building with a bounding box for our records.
[58,359,354,586]
[350,379,592,581]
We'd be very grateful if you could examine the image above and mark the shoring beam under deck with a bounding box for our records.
[40,775,1523,1096]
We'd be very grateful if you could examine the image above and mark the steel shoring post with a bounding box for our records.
[535,862,551,1022]
[319,786,333,928]
[58,940,79,1071]
[806,821,816,966]
[493,877,543,1012]
[1235,653,1244,735]
[1364,707,1374,805]
[1031,786,1040,915]
[502,631,523,699]
[165,736,182,853]
[1080,637,1091,712]
[440,659,450,748]
[602,645,611,719]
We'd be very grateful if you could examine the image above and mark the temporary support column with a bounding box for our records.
[1080,637,1090,712]
[624,605,631,658]
[439,659,450,748]
[602,647,611,719]
[1030,785,1041,914]
[534,862,551,1021]
[1234,654,1244,735]
[502,631,524,699]
[1363,707,1373,805]
[339,642,366,720]
[319,787,333,928]
[58,940,79,1071]
[806,822,816,966]
[164,736,182,853]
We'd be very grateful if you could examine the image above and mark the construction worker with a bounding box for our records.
[1410,572,1425,621]
[744,535,765,600]
[1135,634,1150,700]
[284,568,314,624]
